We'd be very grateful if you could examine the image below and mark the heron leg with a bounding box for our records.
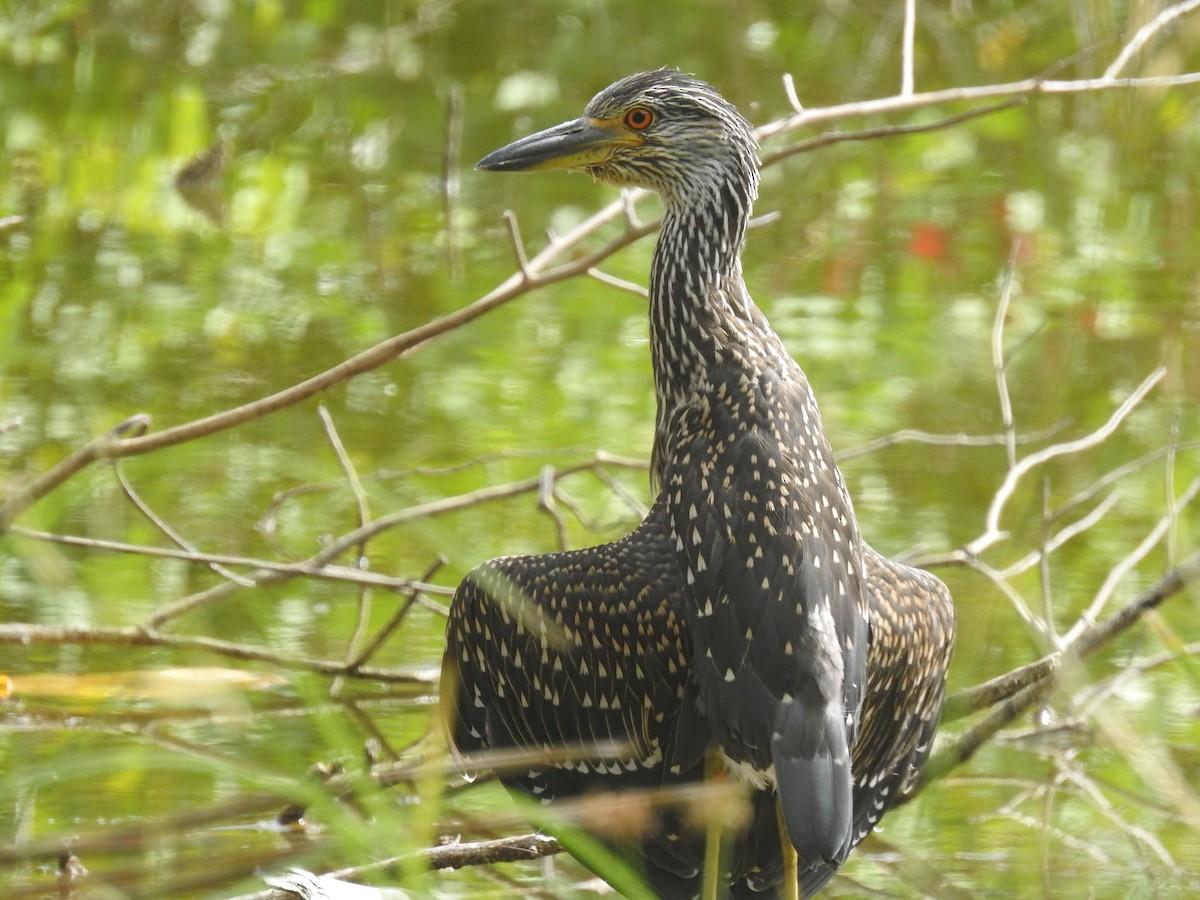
[702,749,724,900]
[777,798,800,900]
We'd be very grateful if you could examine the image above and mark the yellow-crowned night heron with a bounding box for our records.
[441,70,956,898]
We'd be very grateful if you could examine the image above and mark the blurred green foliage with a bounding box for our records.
[1,1,1198,897]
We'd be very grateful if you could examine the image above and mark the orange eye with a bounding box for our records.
[624,107,654,130]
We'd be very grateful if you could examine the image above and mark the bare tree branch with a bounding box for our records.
[933,550,1200,729]
[964,367,1166,558]
[0,622,434,683]
[1103,0,1200,80]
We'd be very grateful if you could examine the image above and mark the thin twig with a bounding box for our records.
[504,209,533,279]
[5,527,450,594]
[759,98,1025,167]
[347,556,447,671]
[112,461,255,586]
[781,72,804,114]
[964,367,1166,558]
[1060,760,1180,870]
[962,557,1048,638]
[143,456,639,628]
[994,244,1021,470]
[901,0,917,96]
[255,446,647,531]
[835,423,1064,461]
[320,404,374,696]
[924,551,1200,768]
[755,71,1200,144]
[237,836,567,900]
[587,266,650,298]
[538,464,571,551]
[1061,478,1200,645]
[996,489,1121,581]
[1048,438,1200,525]
[1103,0,1200,80]
[0,623,435,683]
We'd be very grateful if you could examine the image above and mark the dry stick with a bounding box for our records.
[235,835,567,900]
[1103,0,1200,80]
[963,367,1166,559]
[0,622,432,684]
[944,506,1200,722]
[112,461,255,586]
[1089,705,1200,830]
[0,736,645,872]
[757,70,1200,143]
[1076,641,1200,712]
[1060,763,1180,870]
[901,0,916,96]
[934,549,1200,727]
[237,779,746,900]
[3,527,449,594]
[964,557,1045,637]
[0,413,149,530]
[143,455,632,628]
[0,792,283,864]
[587,265,649,298]
[1049,438,1200,526]
[993,245,1021,470]
[538,464,571,552]
[1062,478,1200,645]
[836,423,1064,462]
[320,404,373,533]
[985,762,1116,866]
[759,98,1026,166]
[1009,810,1113,866]
[591,465,650,519]
[346,556,447,671]
[551,486,617,535]
[319,404,374,696]
[996,489,1121,582]
[253,447,646,532]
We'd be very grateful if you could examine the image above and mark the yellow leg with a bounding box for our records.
[778,799,799,900]
[702,750,724,900]
[702,811,721,900]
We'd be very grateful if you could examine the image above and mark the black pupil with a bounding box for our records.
[631,110,649,127]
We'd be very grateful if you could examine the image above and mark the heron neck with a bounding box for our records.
[650,180,752,364]
[648,174,783,481]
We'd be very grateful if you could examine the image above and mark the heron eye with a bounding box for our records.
[624,107,654,130]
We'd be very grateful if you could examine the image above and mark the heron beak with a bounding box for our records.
[476,117,634,172]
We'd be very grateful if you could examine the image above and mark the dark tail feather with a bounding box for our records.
[772,700,854,871]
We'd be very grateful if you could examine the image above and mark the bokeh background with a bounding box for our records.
[1,2,1198,897]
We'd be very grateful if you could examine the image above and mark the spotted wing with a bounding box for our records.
[441,499,712,894]
[850,549,956,842]
[662,363,870,872]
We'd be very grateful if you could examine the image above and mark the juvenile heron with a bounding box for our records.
[442,70,955,898]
